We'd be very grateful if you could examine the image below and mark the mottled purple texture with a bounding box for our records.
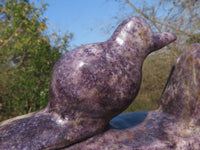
[65,44,200,150]
[161,44,200,124]
[0,17,176,149]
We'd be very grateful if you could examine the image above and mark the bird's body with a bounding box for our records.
[49,36,143,120]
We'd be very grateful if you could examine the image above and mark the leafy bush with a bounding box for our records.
[0,0,72,121]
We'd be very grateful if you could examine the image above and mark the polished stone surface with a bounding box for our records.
[0,17,176,150]
[65,44,200,150]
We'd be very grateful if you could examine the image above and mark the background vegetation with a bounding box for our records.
[0,0,199,121]
[0,0,72,121]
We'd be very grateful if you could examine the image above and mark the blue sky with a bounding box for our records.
[31,0,162,49]
[31,0,135,49]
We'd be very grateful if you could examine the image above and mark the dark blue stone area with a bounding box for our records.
[109,111,148,129]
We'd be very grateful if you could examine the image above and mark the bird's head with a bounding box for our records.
[111,17,177,56]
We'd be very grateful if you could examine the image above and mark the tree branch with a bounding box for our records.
[126,0,193,36]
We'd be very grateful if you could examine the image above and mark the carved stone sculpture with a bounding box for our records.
[0,17,176,150]
[65,44,200,150]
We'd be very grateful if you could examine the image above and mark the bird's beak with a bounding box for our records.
[151,32,177,51]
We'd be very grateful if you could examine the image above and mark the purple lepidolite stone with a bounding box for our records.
[66,44,200,150]
[0,17,176,150]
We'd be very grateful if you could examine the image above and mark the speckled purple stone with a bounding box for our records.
[0,17,176,150]
[65,44,200,150]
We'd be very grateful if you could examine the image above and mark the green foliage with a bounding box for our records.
[0,0,72,121]
[126,48,181,112]
[186,34,200,45]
